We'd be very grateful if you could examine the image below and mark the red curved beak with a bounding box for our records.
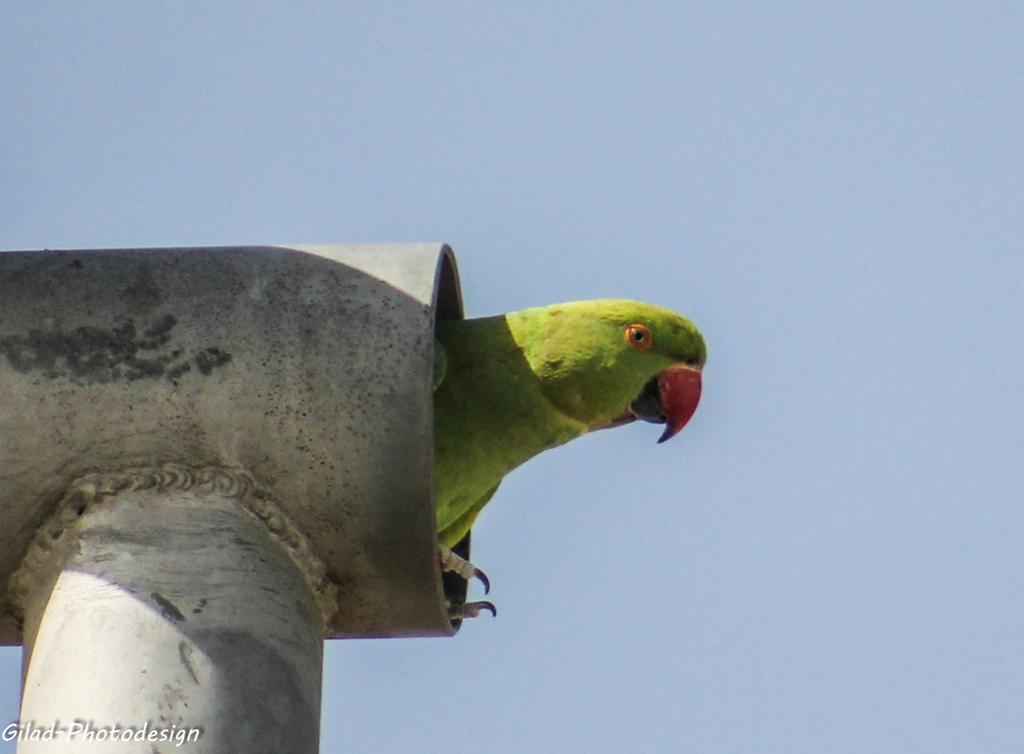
[656,365,702,443]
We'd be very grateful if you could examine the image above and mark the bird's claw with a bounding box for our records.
[471,566,490,594]
[438,544,491,594]
[450,600,497,620]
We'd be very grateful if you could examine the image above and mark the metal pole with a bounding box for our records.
[0,244,471,752]
[15,467,324,753]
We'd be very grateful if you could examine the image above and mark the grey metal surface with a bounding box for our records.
[0,244,465,641]
[18,479,323,753]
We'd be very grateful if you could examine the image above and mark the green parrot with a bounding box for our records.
[433,299,706,617]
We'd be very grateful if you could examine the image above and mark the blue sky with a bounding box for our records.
[2,3,1023,753]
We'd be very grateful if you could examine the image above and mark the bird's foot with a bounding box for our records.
[449,600,497,620]
[438,544,490,594]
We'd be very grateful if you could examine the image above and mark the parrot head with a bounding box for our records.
[508,300,706,443]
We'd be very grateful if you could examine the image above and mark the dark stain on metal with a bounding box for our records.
[121,265,165,314]
[151,592,185,623]
[194,347,232,375]
[0,315,232,384]
[144,314,178,339]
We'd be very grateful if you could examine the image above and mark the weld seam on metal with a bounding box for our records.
[9,463,338,626]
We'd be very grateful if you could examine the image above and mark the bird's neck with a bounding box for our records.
[433,315,587,527]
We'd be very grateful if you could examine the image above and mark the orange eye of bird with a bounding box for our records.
[625,324,652,350]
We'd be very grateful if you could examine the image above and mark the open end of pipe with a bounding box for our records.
[432,247,470,631]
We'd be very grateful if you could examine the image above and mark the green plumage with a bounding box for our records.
[433,299,706,546]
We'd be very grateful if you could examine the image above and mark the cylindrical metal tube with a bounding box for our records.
[0,244,466,640]
[18,469,323,753]
[2,243,472,750]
